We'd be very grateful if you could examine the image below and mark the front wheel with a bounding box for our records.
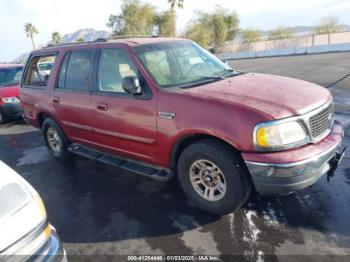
[42,118,71,161]
[177,140,252,215]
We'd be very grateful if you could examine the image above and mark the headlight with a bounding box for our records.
[254,120,308,151]
[2,97,20,104]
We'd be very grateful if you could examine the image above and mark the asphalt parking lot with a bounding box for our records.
[1,52,349,261]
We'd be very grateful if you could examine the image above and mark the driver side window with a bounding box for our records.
[97,48,138,93]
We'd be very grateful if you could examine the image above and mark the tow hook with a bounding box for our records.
[327,146,347,182]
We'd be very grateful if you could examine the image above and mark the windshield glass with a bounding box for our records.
[135,41,239,88]
[0,67,23,87]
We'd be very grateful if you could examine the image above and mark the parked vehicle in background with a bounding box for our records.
[0,64,23,124]
[38,62,54,76]
[20,37,346,215]
[0,161,66,260]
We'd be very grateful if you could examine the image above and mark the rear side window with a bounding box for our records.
[57,50,94,91]
[23,54,56,88]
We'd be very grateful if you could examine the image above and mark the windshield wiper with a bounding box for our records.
[215,68,244,78]
[198,75,225,80]
[178,77,223,89]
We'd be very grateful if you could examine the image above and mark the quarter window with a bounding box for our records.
[23,55,56,87]
[57,50,94,91]
[97,48,138,93]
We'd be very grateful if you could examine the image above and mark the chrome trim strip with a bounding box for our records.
[159,112,176,119]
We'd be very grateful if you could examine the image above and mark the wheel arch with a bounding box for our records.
[170,133,244,172]
[37,112,57,128]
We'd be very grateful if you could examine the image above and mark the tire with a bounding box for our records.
[42,118,71,161]
[177,139,252,215]
[0,110,8,124]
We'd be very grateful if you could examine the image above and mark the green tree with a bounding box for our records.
[160,0,184,37]
[241,28,262,43]
[158,10,176,37]
[314,16,342,35]
[24,23,39,50]
[76,37,84,43]
[107,0,158,36]
[268,26,293,40]
[168,0,184,9]
[51,32,62,44]
[184,6,239,51]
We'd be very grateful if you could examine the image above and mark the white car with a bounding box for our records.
[37,62,53,76]
[0,161,66,261]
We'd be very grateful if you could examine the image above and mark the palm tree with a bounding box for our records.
[51,32,62,44]
[168,0,184,9]
[24,23,39,50]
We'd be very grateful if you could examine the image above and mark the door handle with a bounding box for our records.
[52,97,61,104]
[96,103,108,111]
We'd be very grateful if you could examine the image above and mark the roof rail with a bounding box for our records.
[43,35,159,49]
[44,38,107,48]
[107,35,158,40]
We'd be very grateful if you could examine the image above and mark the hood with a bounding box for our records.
[0,161,45,253]
[183,73,331,119]
[0,85,20,98]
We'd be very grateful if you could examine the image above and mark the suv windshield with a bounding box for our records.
[135,41,240,88]
[0,66,23,87]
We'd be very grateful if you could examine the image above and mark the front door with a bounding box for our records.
[89,47,157,163]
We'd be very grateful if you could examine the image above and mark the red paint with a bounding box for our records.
[20,38,338,168]
[0,85,20,105]
[0,64,23,106]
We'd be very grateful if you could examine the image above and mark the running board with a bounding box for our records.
[68,143,173,181]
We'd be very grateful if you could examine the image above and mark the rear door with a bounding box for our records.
[89,46,158,163]
[51,47,96,142]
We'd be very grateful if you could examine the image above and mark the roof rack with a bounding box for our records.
[44,38,107,48]
[107,35,157,40]
[44,35,158,48]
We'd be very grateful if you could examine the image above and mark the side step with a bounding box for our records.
[68,143,173,182]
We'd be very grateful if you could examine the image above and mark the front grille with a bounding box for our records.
[308,103,334,139]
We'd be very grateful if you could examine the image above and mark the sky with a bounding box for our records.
[0,0,350,61]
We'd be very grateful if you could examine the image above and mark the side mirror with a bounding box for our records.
[122,76,142,95]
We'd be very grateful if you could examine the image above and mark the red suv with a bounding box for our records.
[20,37,346,214]
[0,64,23,124]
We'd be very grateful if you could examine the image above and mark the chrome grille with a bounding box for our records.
[308,103,334,139]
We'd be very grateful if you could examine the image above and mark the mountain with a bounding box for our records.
[61,28,110,43]
[13,28,111,63]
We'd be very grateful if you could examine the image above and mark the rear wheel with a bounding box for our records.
[42,118,71,161]
[177,139,252,215]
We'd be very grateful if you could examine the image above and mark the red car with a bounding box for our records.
[0,64,23,124]
[20,38,346,214]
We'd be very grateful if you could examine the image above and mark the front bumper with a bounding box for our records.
[244,122,346,195]
[0,103,23,119]
[1,224,66,262]
[33,227,66,262]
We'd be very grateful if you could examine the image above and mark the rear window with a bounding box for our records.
[23,54,56,88]
[56,50,94,91]
[0,67,23,87]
